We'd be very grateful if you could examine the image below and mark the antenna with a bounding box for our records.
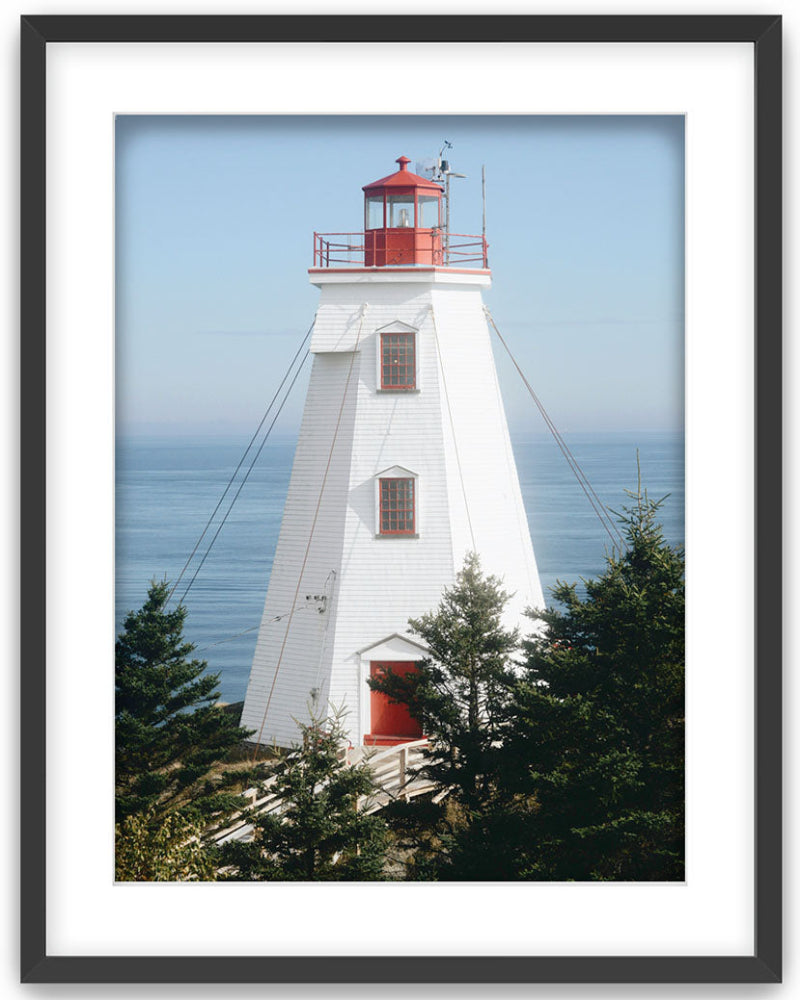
[482,164,487,241]
[437,138,453,180]
[417,140,452,184]
[416,140,466,263]
[442,142,466,265]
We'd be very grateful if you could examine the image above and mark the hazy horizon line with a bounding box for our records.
[117,425,685,442]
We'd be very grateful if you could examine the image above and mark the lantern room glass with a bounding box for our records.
[417,195,441,228]
[386,195,414,228]
[365,196,384,230]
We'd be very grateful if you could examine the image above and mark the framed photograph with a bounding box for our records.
[21,15,781,984]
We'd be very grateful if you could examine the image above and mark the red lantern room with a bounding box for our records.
[362,155,444,267]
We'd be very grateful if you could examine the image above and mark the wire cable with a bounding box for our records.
[194,602,319,654]
[177,349,311,605]
[485,307,625,550]
[430,306,476,551]
[251,307,367,760]
[166,319,315,606]
[194,624,260,653]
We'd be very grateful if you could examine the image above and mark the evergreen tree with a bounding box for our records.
[367,553,521,879]
[115,580,255,831]
[218,711,389,880]
[504,486,685,880]
[115,809,216,882]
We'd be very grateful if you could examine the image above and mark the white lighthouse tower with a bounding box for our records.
[241,156,543,749]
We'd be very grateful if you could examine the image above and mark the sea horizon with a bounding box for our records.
[116,428,684,705]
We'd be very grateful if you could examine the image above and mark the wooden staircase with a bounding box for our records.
[213,738,439,846]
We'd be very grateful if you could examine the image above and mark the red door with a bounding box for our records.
[366,661,422,746]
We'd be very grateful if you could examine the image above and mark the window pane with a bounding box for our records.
[366,196,384,229]
[418,194,440,228]
[378,477,416,535]
[380,331,416,390]
[386,195,414,228]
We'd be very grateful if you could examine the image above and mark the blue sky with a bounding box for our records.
[115,115,684,437]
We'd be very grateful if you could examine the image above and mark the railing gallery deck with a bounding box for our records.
[312,231,489,269]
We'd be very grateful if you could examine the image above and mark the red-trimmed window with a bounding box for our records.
[380,331,416,390]
[379,478,415,535]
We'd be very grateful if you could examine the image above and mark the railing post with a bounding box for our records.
[399,745,407,800]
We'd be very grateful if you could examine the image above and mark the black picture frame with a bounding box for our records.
[20,14,782,985]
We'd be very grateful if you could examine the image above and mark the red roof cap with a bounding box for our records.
[363,155,444,194]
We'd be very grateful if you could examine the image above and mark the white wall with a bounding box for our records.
[243,271,543,747]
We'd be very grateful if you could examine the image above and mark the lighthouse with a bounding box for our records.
[241,156,544,749]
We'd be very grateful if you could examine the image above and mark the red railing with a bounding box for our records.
[312,231,489,269]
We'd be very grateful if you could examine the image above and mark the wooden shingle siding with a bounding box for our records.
[241,271,544,749]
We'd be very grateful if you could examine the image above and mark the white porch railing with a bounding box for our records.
[212,739,438,846]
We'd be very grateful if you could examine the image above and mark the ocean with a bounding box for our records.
[115,430,684,705]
